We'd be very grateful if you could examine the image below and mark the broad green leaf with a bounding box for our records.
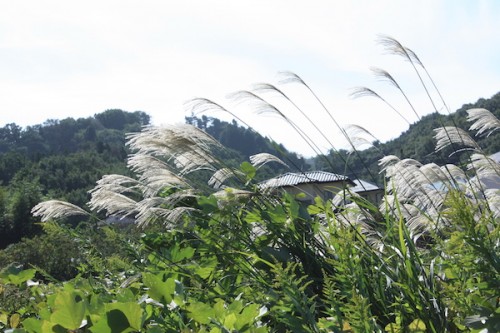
[187,302,215,324]
[213,299,226,320]
[142,272,175,303]
[240,161,256,180]
[41,321,66,333]
[236,303,259,330]
[224,312,237,330]
[170,245,195,263]
[227,300,243,313]
[198,195,219,214]
[0,266,36,286]
[50,291,86,330]
[0,312,7,325]
[106,302,144,331]
[407,319,426,332]
[10,313,21,328]
[21,318,42,332]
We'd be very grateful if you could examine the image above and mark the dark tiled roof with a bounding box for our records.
[262,171,350,188]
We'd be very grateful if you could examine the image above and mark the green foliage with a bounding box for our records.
[0,182,42,248]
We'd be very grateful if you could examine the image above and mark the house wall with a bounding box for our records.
[357,190,384,206]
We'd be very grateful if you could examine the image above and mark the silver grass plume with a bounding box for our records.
[371,67,401,90]
[467,108,500,137]
[126,124,221,158]
[228,90,286,118]
[208,168,243,189]
[250,153,288,169]
[377,35,444,115]
[134,189,197,224]
[434,126,480,153]
[88,188,137,218]
[94,174,144,195]
[135,205,197,229]
[139,168,191,198]
[127,153,191,197]
[467,153,500,179]
[377,35,413,62]
[371,66,419,120]
[31,200,90,222]
[277,71,307,86]
[173,148,218,175]
[344,124,379,151]
[185,97,256,133]
[484,189,500,219]
[378,155,401,175]
[350,87,411,125]
[127,154,172,175]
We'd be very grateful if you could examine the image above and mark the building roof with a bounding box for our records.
[350,179,381,193]
[261,171,350,188]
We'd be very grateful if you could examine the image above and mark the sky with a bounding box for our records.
[1,0,499,156]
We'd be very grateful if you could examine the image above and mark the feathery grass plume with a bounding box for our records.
[127,153,173,175]
[279,70,380,183]
[184,97,254,130]
[379,157,451,227]
[350,86,411,125]
[377,35,412,61]
[126,124,221,158]
[130,126,221,177]
[434,126,481,153]
[250,153,288,169]
[371,66,420,120]
[467,153,500,179]
[31,200,90,222]
[378,155,401,174]
[187,93,312,175]
[173,148,218,175]
[467,108,500,137]
[134,190,197,218]
[229,89,328,164]
[208,167,243,189]
[139,168,191,197]
[377,35,448,116]
[88,188,138,217]
[135,205,197,229]
[94,174,144,195]
[254,82,354,172]
[370,67,401,90]
[228,90,286,118]
[484,189,500,219]
[343,124,379,151]
[442,163,468,184]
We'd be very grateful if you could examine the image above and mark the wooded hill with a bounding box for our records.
[0,92,498,248]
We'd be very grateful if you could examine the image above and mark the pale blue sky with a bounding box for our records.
[1,0,499,155]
